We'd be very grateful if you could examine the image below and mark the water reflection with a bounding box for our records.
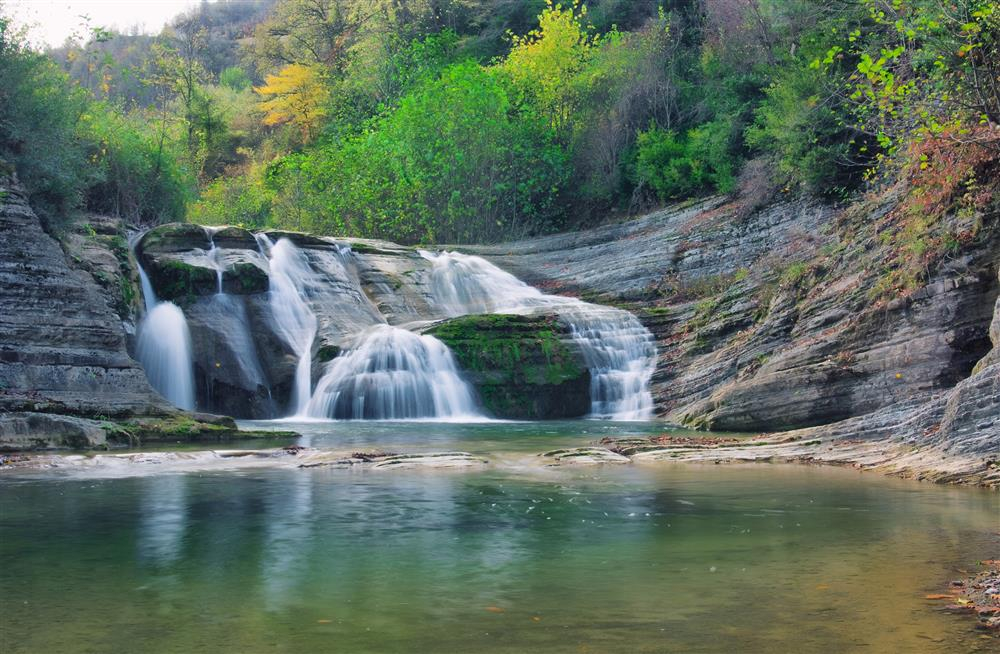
[0,465,996,653]
[137,475,188,566]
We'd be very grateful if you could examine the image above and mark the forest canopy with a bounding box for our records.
[1,0,997,243]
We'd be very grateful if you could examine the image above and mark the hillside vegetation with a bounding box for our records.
[1,0,998,245]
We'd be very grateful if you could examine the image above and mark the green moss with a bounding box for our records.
[147,258,217,305]
[428,313,590,419]
[345,240,402,256]
[224,262,269,294]
[429,314,584,384]
[316,344,342,362]
[138,223,210,255]
[113,415,298,444]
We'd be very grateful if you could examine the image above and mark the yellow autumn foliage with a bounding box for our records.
[255,63,329,142]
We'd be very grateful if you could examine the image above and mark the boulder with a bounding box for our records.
[426,313,591,419]
[0,413,108,450]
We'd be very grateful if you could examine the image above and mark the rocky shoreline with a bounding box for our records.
[933,560,1000,639]
[3,428,995,487]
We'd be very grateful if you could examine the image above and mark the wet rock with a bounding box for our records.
[210,226,258,250]
[137,223,211,255]
[540,447,630,464]
[371,452,487,469]
[0,175,168,418]
[457,190,999,480]
[0,412,108,450]
[299,451,487,470]
[427,314,591,419]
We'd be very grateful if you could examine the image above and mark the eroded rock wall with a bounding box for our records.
[0,176,169,418]
[463,193,999,451]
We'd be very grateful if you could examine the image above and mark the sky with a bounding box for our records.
[7,0,200,48]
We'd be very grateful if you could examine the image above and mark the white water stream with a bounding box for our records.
[256,236,319,416]
[135,230,654,421]
[134,247,196,411]
[304,324,481,420]
[421,251,655,420]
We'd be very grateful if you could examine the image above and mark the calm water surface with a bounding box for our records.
[1,421,997,653]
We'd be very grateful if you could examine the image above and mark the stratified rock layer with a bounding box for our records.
[462,193,999,466]
[0,176,168,417]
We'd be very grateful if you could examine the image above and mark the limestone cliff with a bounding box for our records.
[0,176,292,448]
[0,175,166,418]
[463,188,999,470]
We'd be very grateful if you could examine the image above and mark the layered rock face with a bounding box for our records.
[0,176,169,418]
[464,194,999,455]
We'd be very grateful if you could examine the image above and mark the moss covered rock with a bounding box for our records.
[263,230,335,250]
[137,223,210,255]
[222,261,269,295]
[211,226,258,250]
[111,414,297,445]
[427,313,591,419]
[145,257,218,305]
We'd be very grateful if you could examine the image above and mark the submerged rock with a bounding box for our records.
[299,451,487,470]
[540,447,630,465]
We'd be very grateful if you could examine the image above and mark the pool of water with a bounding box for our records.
[1,422,997,652]
[244,418,711,454]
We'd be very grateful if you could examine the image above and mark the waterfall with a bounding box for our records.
[133,239,196,411]
[304,325,480,420]
[421,251,655,420]
[256,236,319,416]
[206,228,224,294]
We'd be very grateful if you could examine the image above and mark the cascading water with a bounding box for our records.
[206,227,225,294]
[256,235,319,416]
[304,325,480,420]
[252,234,482,420]
[421,251,655,420]
[133,243,196,411]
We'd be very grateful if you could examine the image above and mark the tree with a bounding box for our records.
[503,0,597,135]
[250,0,369,72]
[255,63,330,142]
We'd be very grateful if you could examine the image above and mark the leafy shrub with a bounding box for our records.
[634,121,736,201]
[81,104,193,223]
[219,66,251,91]
[0,17,93,220]
[188,166,273,228]
[270,62,569,243]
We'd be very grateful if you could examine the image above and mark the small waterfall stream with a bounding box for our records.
[134,228,653,422]
[304,325,480,420]
[133,243,196,411]
[421,251,655,420]
[256,235,319,416]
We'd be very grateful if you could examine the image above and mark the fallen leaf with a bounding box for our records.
[485,606,505,613]
[925,594,953,600]
[317,619,332,624]
[532,616,542,622]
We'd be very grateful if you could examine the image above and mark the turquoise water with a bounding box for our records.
[1,421,997,653]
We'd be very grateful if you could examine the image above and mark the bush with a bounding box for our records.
[0,16,94,220]
[0,16,192,225]
[219,66,251,91]
[188,166,273,228]
[81,104,194,224]
[634,122,737,201]
[269,62,569,243]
